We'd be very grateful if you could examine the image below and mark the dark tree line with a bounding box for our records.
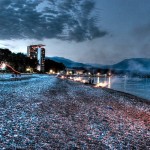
[45,59,65,73]
[0,48,65,73]
[0,48,37,72]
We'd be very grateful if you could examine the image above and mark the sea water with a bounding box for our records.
[94,76,150,100]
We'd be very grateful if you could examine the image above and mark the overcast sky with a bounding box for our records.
[0,0,150,65]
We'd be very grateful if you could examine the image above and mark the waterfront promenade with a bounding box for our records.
[0,75,149,149]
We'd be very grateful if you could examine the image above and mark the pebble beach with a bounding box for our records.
[0,75,149,149]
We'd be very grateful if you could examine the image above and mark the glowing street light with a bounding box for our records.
[26,68,31,72]
[1,62,6,70]
[49,69,53,74]
[97,72,100,76]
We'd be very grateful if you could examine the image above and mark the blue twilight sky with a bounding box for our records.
[0,0,150,65]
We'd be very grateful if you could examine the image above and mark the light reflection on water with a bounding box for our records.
[108,77,111,89]
[84,76,150,100]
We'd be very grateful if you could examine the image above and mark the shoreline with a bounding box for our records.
[103,87,150,105]
[64,77,150,104]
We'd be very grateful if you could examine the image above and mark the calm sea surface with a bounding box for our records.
[70,75,150,100]
[92,76,150,100]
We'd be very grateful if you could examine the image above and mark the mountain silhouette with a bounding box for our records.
[48,57,150,73]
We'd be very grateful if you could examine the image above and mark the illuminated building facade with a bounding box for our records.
[27,44,45,72]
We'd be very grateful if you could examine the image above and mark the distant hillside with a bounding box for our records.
[47,57,150,73]
[88,63,110,69]
[112,58,150,73]
[47,57,93,69]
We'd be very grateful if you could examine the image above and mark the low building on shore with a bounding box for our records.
[65,68,85,75]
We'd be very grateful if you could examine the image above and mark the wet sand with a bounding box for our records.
[0,75,149,149]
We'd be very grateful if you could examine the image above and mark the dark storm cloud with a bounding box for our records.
[0,0,106,41]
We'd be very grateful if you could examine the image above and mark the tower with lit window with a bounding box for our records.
[27,44,45,72]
